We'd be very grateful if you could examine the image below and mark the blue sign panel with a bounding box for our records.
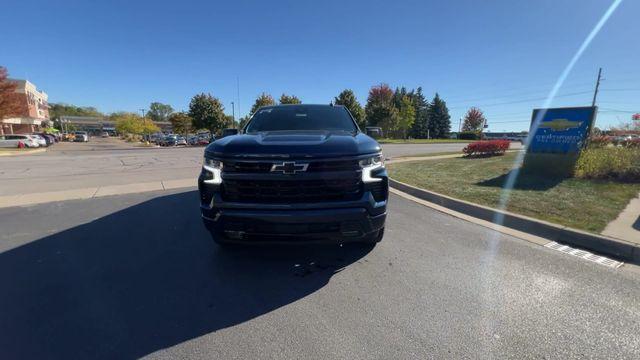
[527,106,596,153]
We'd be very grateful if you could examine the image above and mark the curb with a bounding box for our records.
[389,178,640,264]
[0,148,47,157]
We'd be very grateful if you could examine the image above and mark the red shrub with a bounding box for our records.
[462,140,510,157]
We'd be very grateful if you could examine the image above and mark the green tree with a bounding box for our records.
[188,93,226,135]
[250,93,276,115]
[279,93,301,104]
[148,102,174,122]
[427,93,451,138]
[365,83,399,136]
[48,103,104,120]
[112,112,143,135]
[397,95,415,139]
[168,112,192,136]
[238,115,251,130]
[393,86,409,109]
[462,107,486,132]
[409,87,430,138]
[334,89,365,129]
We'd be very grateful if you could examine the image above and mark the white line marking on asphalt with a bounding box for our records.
[544,242,624,269]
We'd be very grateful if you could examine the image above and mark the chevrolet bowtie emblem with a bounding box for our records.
[270,161,309,174]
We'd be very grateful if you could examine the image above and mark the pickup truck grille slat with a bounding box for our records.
[222,178,362,203]
[220,159,363,204]
[223,160,360,173]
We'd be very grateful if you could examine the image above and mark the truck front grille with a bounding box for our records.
[222,177,362,203]
[223,160,360,173]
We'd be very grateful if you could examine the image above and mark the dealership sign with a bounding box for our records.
[527,106,596,153]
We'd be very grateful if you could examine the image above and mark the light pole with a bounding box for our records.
[231,101,235,128]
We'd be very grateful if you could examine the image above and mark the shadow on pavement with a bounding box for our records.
[0,191,372,359]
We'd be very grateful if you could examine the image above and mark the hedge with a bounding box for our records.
[575,147,640,181]
[462,140,510,157]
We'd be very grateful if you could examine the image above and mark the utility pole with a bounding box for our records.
[591,67,602,107]
[139,109,146,118]
[231,101,235,128]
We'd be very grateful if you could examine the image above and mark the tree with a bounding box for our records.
[113,112,159,137]
[462,107,486,132]
[279,93,301,105]
[112,112,143,135]
[48,103,103,120]
[250,93,276,115]
[0,67,22,120]
[365,83,398,135]
[188,93,226,134]
[140,118,160,136]
[393,86,409,109]
[427,93,451,138]
[409,87,430,138]
[148,102,174,122]
[238,115,251,130]
[334,89,365,129]
[168,112,192,136]
[397,95,415,139]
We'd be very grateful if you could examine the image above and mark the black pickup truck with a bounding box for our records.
[198,104,388,245]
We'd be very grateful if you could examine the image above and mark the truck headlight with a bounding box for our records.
[203,157,223,184]
[359,154,384,183]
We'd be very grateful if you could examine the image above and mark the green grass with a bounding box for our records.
[377,138,470,144]
[387,152,640,233]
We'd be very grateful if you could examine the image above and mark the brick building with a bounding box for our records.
[0,79,50,135]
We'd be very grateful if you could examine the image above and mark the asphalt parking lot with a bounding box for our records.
[1,189,639,359]
[0,138,477,196]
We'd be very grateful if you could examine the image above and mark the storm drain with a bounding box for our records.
[545,242,624,268]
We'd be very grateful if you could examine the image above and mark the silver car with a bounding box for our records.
[1,134,40,148]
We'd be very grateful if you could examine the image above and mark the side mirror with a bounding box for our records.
[222,128,239,137]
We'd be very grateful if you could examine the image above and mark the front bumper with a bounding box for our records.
[199,173,387,243]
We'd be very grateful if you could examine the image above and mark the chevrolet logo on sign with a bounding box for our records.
[270,161,309,174]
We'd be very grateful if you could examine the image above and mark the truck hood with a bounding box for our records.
[205,131,381,159]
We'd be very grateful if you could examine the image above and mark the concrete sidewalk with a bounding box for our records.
[602,193,640,244]
[0,178,196,208]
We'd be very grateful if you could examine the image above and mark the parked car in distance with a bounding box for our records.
[101,132,110,138]
[33,133,54,146]
[74,131,89,142]
[0,135,22,148]
[29,134,48,147]
[3,134,40,148]
[187,136,198,146]
[176,136,187,146]
[160,135,177,146]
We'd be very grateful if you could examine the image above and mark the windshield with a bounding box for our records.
[245,105,357,133]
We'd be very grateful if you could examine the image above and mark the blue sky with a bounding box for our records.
[2,0,638,131]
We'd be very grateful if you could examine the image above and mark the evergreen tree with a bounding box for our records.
[409,87,430,138]
[427,93,451,138]
[334,89,365,129]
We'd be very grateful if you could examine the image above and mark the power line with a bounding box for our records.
[449,90,593,110]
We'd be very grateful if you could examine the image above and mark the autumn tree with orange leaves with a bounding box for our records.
[0,66,21,120]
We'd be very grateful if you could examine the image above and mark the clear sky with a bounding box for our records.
[2,0,638,131]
